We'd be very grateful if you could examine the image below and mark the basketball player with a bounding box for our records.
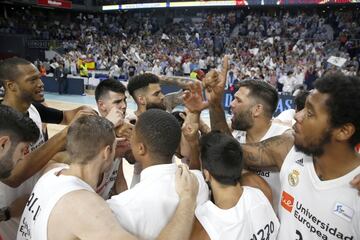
[203,58,360,240]
[190,131,279,240]
[17,115,200,240]
[107,109,209,239]
[0,57,95,239]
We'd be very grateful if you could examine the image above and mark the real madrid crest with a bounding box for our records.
[288,170,300,187]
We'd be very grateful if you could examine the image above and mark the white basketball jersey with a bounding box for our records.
[96,158,121,199]
[277,147,360,240]
[27,105,45,152]
[196,186,280,240]
[17,166,94,240]
[233,123,290,213]
[0,105,45,240]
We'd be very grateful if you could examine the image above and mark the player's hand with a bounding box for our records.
[115,122,134,139]
[106,107,125,128]
[203,55,229,105]
[175,164,199,201]
[183,81,208,113]
[182,119,199,144]
[69,108,97,126]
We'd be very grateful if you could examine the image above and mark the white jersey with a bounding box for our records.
[277,147,360,240]
[233,123,290,213]
[0,105,45,240]
[96,158,121,199]
[17,166,94,240]
[196,186,280,240]
[107,163,209,240]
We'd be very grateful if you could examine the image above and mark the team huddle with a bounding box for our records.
[0,56,359,240]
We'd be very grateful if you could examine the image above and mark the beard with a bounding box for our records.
[231,108,254,131]
[294,128,332,157]
[0,145,17,179]
[146,102,166,111]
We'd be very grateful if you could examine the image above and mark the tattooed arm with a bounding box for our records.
[158,75,196,89]
[241,130,295,170]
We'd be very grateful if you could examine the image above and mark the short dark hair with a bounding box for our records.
[0,57,32,87]
[95,79,127,102]
[200,131,243,186]
[136,109,181,162]
[127,73,160,99]
[66,115,115,163]
[294,90,310,112]
[238,80,278,118]
[0,105,39,143]
[314,72,360,147]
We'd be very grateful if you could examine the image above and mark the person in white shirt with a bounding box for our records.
[186,56,360,239]
[126,73,167,187]
[0,105,39,181]
[182,59,191,76]
[230,80,290,212]
[94,79,134,198]
[107,109,209,240]
[0,57,95,240]
[205,64,360,240]
[191,131,279,240]
[278,71,297,94]
[0,105,39,240]
[17,115,201,240]
[151,60,162,75]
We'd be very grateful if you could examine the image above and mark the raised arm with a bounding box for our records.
[203,56,232,135]
[158,75,197,89]
[182,112,201,170]
[241,130,294,170]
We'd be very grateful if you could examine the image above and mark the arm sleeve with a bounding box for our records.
[33,102,64,124]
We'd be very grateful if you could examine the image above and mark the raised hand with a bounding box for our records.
[175,164,199,201]
[203,55,229,105]
[182,112,200,144]
[183,81,209,113]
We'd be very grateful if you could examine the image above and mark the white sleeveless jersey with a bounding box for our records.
[196,186,280,240]
[0,105,45,240]
[233,123,290,214]
[96,158,121,199]
[17,166,94,240]
[27,105,45,152]
[277,147,360,240]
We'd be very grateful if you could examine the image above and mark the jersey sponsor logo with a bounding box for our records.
[288,169,300,187]
[295,158,304,166]
[281,191,294,213]
[18,217,31,238]
[333,202,354,222]
[294,201,355,240]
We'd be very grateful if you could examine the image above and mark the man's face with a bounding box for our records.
[293,90,333,157]
[11,64,44,103]
[98,91,127,117]
[230,87,255,131]
[144,83,166,111]
[0,139,28,179]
